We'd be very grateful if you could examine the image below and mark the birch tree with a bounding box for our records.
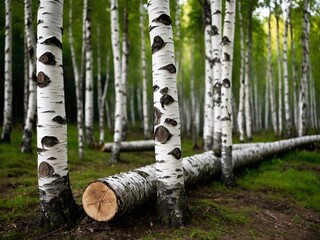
[84,0,95,147]
[220,0,236,187]
[121,5,129,141]
[283,0,292,137]
[148,0,190,226]
[21,0,37,153]
[1,0,13,143]
[298,0,309,136]
[111,0,123,162]
[237,0,246,142]
[140,0,150,139]
[36,0,79,229]
[290,14,298,130]
[23,35,29,121]
[202,0,213,151]
[211,0,223,156]
[275,0,283,137]
[68,0,84,158]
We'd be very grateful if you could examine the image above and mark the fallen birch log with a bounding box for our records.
[102,140,259,152]
[83,135,320,222]
[102,140,154,152]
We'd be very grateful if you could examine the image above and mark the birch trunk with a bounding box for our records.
[68,0,84,159]
[267,9,278,135]
[1,0,13,143]
[83,135,320,222]
[264,70,269,129]
[220,0,236,187]
[23,34,29,121]
[275,1,283,137]
[103,140,154,152]
[237,0,245,142]
[211,0,222,156]
[283,0,291,137]
[148,0,190,226]
[84,0,94,147]
[202,0,213,151]
[298,0,309,137]
[21,0,37,152]
[111,0,123,162]
[244,1,253,141]
[290,14,298,131]
[121,6,129,141]
[140,0,150,139]
[97,25,103,145]
[37,0,79,229]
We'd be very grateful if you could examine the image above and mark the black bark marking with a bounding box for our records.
[160,87,169,94]
[152,36,165,54]
[224,52,231,61]
[37,71,51,88]
[153,14,172,25]
[222,79,231,88]
[212,25,219,35]
[29,47,34,59]
[39,52,56,65]
[41,136,59,147]
[160,94,175,108]
[38,19,44,24]
[159,64,176,73]
[38,161,54,177]
[37,147,48,153]
[221,36,231,45]
[154,126,172,144]
[47,157,57,160]
[52,116,67,125]
[153,85,160,92]
[154,107,162,125]
[168,148,181,159]
[164,118,177,126]
[149,25,157,32]
[43,36,62,49]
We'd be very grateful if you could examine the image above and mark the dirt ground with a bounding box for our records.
[1,182,320,240]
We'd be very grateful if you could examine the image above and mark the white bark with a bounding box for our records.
[23,34,29,121]
[97,25,103,145]
[264,70,269,129]
[244,3,253,140]
[211,0,222,155]
[220,0,236,186]
[237,0,245,142]
[283,0,292,138]
[21,0,37,153]
[148,0,189,226]
[290,15,298,131]
[111,0,123,161]
[140,0,150,139]
[83,135,320,222]
[121,6,129,141]
[68,0,84,159]
[103,140,154,152]
[1,0,13,143]
[84,0,94,147]
[267,9,278,135]
[275,1,283,137]
[37,0,79,228]
[202,0,213,151]
[298,0,309,137]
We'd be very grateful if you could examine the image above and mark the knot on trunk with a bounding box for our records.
[152,36,165,54]
[155,126,172,144]
[37,72,51,88]
[153,14,172,25]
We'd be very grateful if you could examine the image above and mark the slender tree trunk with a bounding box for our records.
[121,5,129,141]
[1,0,13,143]
[190,44,198,149]
[290,14,298,131]
[264,70,269,129]
[140,0,150,139]
[111,0,123,162]
[283,0,292,137]
[267,8,278,135]
[308,60,317,130]
[211,0,222,155]
[298,0,309,136]
[148,0,190,226]
[21,0,37,153]
[68,0,84,159]
[275,1,283,137]
[37,0,79,229]
[84,0,94,147]
[237,0,245,142]
[202,0,213,151]
[220,0,236,187]
[130,86,136,126]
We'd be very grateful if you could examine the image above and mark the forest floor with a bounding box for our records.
[0,125,320,240]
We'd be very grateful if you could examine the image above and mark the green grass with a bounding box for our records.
[0,125,320,239]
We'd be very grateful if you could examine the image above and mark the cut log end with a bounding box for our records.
[82,181,118,222]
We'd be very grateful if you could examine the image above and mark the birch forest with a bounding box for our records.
[0,0,320,238]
